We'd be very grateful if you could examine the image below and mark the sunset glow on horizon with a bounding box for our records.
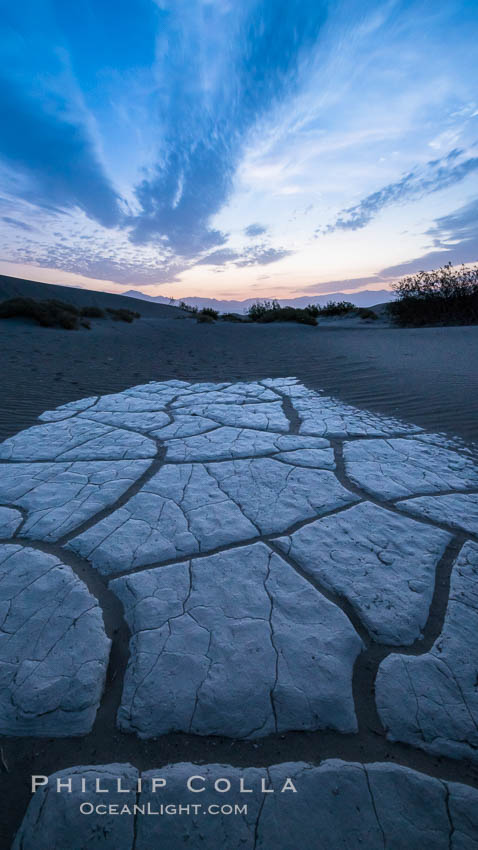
[1,0,478,301]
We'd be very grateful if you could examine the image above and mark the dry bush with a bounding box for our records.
[106,307,140,322]
[0,297,80,329]
[389,263,478,326]
[247,301,317,326]
[221,313,245,322]
[81,305,106,318]
[356,307,378,320]
[316,301,355,317]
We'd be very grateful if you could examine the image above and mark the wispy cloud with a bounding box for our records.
[128,0,326,254]
[0,73,122,227]
[0,215,34,232]
[244,223,268,237]
[297,275,391,295]
[234,245,292,267]
[323,149,478,233]
[195,248,239,266]
[196,244,292,268]
[427,197,478,248]
[382,197,478,276]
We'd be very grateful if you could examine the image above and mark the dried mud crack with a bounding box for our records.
[1,377,478,848]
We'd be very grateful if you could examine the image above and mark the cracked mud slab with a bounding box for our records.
[13,760,478,850]
[0,545,110,736]
[38,396,98,422]
[163,426,333,463]
[68,457,356,575]
[78,409,170,433]
[397,492,478,535]
[0,506,22,538]
[13,764,137,850]
[150,413,221,439]
[0,376,477,768]
[89,388,181,411]
[0,459,152,541]
[280,384,422,437]
[276,502,451,645]
[0,418,156,461]
[171,384,279,407]
[206,458,355,534]
[166,400,290,431]
[67,462,259,574]
[343,437,478,499]
[376,541,478,761]
[111,544,363,738]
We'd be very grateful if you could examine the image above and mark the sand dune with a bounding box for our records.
[0,274,183,319]
[0,275,477,443]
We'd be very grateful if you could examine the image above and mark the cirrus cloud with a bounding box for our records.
[323,149,478,234]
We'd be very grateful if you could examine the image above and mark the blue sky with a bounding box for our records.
[0,0,477,300]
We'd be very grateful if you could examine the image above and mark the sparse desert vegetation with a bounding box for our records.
[247,300,317,325]
[179,301,198,314]
[0,297,140,329]
[220,312,244,322]
[200,307,219,319]
[389,263,478,326]
[356,307,378,320]
[313,300,355,316]
[196,307,219,323]
[246,299,378,325]
[81,305,106,318]
[106,307,140,322]
[308,301,377,319]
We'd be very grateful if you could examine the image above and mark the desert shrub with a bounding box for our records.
[57,313,78,329]
[81,305,105,318]
[305,302,376,320]
[221,312,244,322]
[265,306,317,325]
[316,300,355,317]
[48,298,80,315]
[106,307,140,322]
[389,263,478,326]
[0,297,142,328]
[179,301,198,313]
[247,301,317,326]
[247,300,280,321]
[197,312,215,323]
[294,309,318,326]
[305,304,320,317]
[0,297,80,329]
[295,309,318,326]
[199,307,218,319]
[356,307,378,320]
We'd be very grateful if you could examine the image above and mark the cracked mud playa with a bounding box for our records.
[1,377,478,848]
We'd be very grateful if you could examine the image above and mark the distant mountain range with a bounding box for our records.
[122,288,394,313]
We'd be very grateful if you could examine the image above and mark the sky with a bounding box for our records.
[0,0,478,301]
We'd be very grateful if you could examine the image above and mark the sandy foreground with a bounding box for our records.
[0,276,477,444]
[1,278,478,847]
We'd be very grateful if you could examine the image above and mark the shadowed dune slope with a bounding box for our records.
[0,276,477,443]
[0,275,184,319]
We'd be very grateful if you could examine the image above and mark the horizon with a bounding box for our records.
[0,1,477,301]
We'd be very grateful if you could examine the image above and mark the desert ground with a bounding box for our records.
[1,277,478,848]
[0,276,477,444]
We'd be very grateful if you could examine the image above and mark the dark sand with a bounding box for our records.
[0,302,477,443]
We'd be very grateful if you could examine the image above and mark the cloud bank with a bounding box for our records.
[324,149,478,233]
